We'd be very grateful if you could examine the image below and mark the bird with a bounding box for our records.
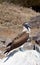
[4,23,31,54]
[34,38,40,53]
[31,36,40,52]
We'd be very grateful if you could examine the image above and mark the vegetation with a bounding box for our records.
[0,0,40,7]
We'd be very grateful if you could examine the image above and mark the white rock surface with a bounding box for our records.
[0,50,40,65]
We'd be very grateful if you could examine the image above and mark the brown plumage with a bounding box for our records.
[4,32,29,54]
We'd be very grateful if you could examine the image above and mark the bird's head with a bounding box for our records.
[23,23,31,33]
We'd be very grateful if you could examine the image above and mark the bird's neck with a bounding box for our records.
[23,27,31,33]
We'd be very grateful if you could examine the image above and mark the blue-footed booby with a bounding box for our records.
[4,23,31,54]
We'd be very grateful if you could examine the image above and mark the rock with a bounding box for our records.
[29,15,40,28]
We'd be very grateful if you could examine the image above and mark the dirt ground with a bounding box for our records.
[0,2,40,59]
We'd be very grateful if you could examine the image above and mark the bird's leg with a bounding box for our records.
[19,45,24,52]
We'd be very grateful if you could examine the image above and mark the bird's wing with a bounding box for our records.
[4,32,29,54]
[6,32,25,47]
